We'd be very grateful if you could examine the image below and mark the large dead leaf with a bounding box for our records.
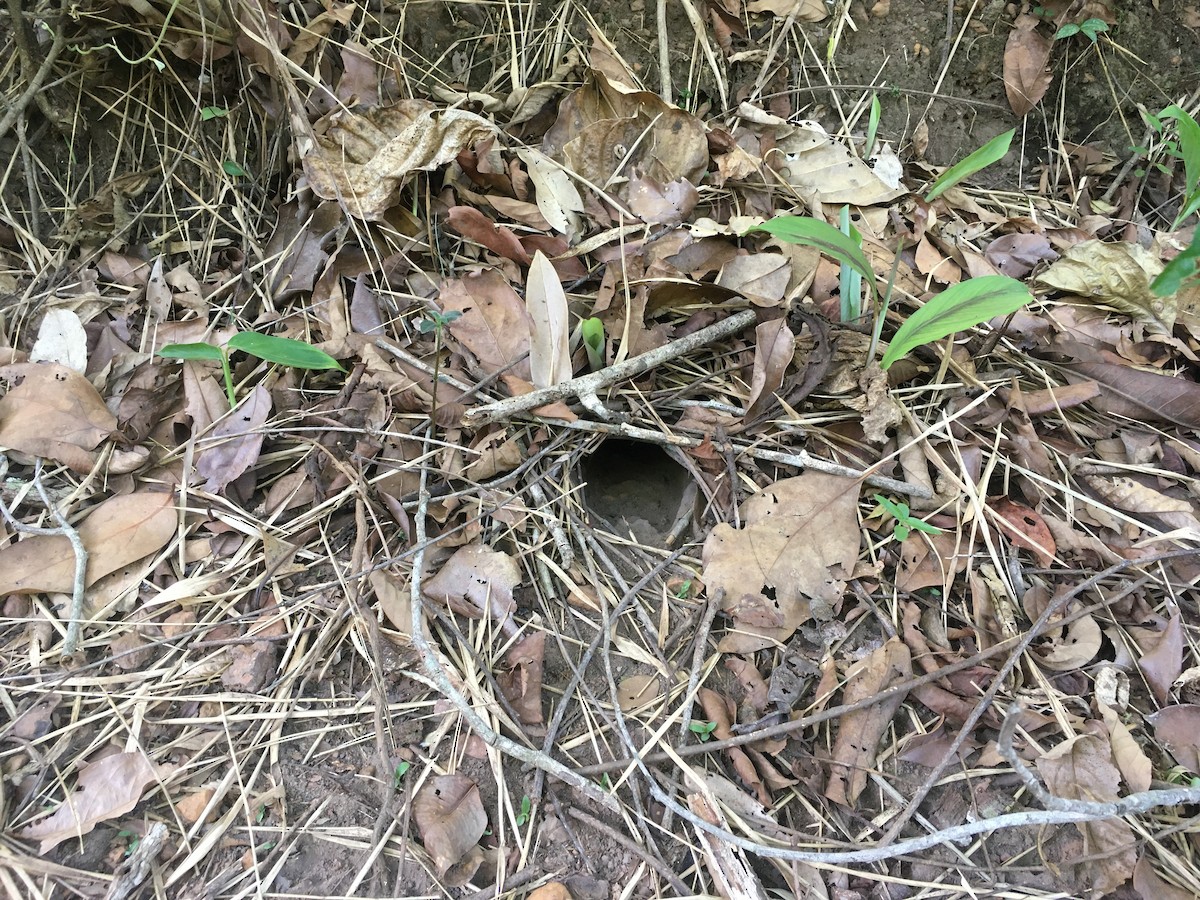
[414,774,487,877]
[825,638,912,806]
[526,250,572,388]
[0,490,176,595]
[544,71,708,201]
[440,270,533,381]
[1082,474,1200,535]
[0,362,117,471]
[1146,704,1200,772]
[196,385,273,494]
[1003,14,1054,117]
[303,100,496,220]
[447,206,531,265]
[702,472,859,653]
[1035,733,1137,895]
[1035,239,1170,329]
[423,544,520,636]
[19,751,172,853]
[516,147,584,238]
[744,317,794,420]
[1137,610,1183,704]
[497,631,546,725]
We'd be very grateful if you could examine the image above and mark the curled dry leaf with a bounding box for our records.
[702,472,859,653]
[1081,474,1200,535]
[1035,614,1102,671]
[447,206,531,265]
[496,631,546,725]
[0,490,176,595]
[19,751,173,853]
[303,100,496,220]
[1035,733,1137,895]
[744,317,795,420]
[1003,14,1053,117]
[197,384,273,494]
[414,774,488,877]
[825,638,912,806]
[1098,703,1152,793]
[1035,239,1170,330]
[0,362,117,472]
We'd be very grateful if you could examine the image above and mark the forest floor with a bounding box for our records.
[1,0,1200,898]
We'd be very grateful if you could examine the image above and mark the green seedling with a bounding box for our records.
[689,719,718,742]
[873,494,943,542]
[743,216,877,302]
[417,308,462,422]
[880,274,1032,369]
[925,128,1015,202]
[838,205,864,322]
[1055,18,1108,43]
[581,316,605,370]
[222,159,249,178]
[1157,105,1200,229]
[200,106,229,120]
[515,794,532,826]
[117,829,141,856]
[159,332,344,410]
[392,761,411,789]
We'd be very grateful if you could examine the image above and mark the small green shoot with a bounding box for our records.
[672,578,694,599]
[874,494,943,542]
[925,129,1015,202]
[689,719,718,742]
[159,332,344,410]
[222,160,249,178]
[865,93,882,159]
[743,216,876,301]
[200,106,229,120]
[515,794,532,826]
[417,308,462,422]
[1158,105,1200,229]
[256,805,268,824]
[117,829,141,856]
[581,316,605,370]
[392,761,411,790]
[879,275,1032,369]
[838,205,864,322]
[1054,18,1108,43]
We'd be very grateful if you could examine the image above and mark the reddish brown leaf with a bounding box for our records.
[1003,15,1054,117]
[447,205,532,265]
[1147,704,1200,773]
[1138,611,1183,704]
[990,498,1056,566]
[497,631,546,725]
[197,385,272,494]
[440,270,533,381]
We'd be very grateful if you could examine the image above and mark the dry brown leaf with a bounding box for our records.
[30,309,88,372]
[699,687,769,806]
[422,544,520,636]
[414,774,487,877]
[825,638,912,806]
[1036,733,1137,894]
[744,317,794,420]
[984,231,1057,278]
[515,148,584,238]
[1065,361,1200,429]
[990,498,1056,566]
[528,884,575,900]
[526,250,572,388]
[1137,610,1183,704]
[1081,474,1200,535]
[440,270,533,381]
[447,206,532,265]
[1133,854,1195,900]
[1098,704,1152,793]
[197,385,273,494]
[716,253,791,305]
[626,176,699,226]
[304,100,496,220]
[745,0,827,18]
[617,673,661,711]
[0,362,117,471]
[1035,613,1102,671]
[702,472,859,653]
[368,568,411,640]
[497,631,545,725]
[1036,239,1170,329]
[1003,14,1054,117]
[19,751,172,853]
[895,532,970,592]
[1146,704,1200,772]
[0,490,176,595]
[766,115,905,206]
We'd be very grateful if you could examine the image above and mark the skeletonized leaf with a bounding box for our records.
[525,251,572,388]
[880,275,1031,369]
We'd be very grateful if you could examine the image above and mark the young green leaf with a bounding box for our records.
[744,216,876,299]
[865,94,882,159]
[581,316,605,370]
[925,129,1015,202]
[227,332,345,371]
[1152,235,1200,296]
[1159,105,1200,228]
[880,275,1031,369]
[222,159,249,177]
[159,342,225,362]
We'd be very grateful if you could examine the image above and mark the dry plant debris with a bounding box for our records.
[0,0,1199,898]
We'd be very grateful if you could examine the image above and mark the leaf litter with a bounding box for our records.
[0,2,1199,899]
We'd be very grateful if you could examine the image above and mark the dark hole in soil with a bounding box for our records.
[580,439,691,545]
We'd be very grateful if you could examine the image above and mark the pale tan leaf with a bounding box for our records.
[1035,613,1102,670]
[414,775,487,877]
[423,544,520,635]
[1133,855,1195,900]
[745,0,827,20]
[0,490,176,595]
[19,751,172,853]
[1098,703,1152,793]
[617,674,662,711]
[703,472,859,652]
[303,100,496,220]
[525,250,572,388]
[1003,14,1054,117]
[30,310,88,373]
[1137,610,1183,704]
[826,638,912,806]
[1147,704,1200,772]
[0,362,117,471]
[772,118,905,206]
[1081,474,1200,534]
[716,253,791,305]
[369,569,411,641]
[516,147,584,237]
